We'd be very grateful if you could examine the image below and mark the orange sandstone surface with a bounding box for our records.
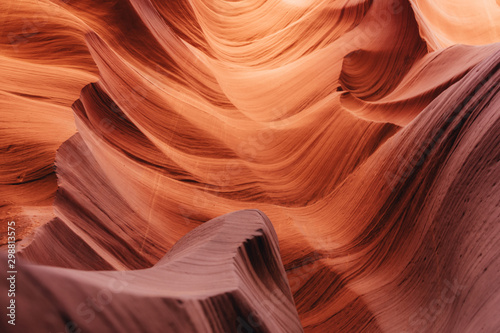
[1,0,499,332]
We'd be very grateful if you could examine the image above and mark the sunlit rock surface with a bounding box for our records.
[1,0,499,332]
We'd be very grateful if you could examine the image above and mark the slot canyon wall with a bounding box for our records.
[1,0,499,332]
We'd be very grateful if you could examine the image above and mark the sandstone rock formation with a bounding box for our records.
[0,210,303,332]
[1,0,499,332]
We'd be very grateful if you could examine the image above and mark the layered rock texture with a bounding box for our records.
[0,210,302,332]
[1,0,499,332]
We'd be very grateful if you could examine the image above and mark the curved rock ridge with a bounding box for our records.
[339,43,500,126]
[295,47,500,333]
[17,48,500,331]
[409,0,500,50]
[0,0,98,244]
[1,210,303,333]
[1,0,500,332]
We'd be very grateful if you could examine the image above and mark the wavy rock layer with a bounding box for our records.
[1,0,500,332]
[0,0,97,245]
[1,210,303,333]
